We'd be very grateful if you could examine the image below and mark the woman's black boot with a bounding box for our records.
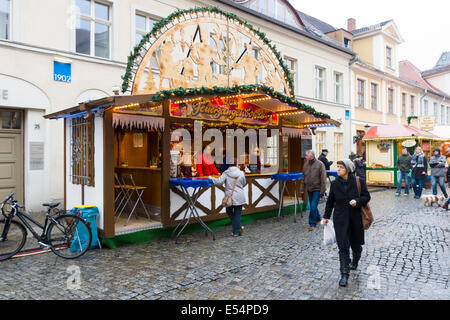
[339,256,350,287]
[349,251,361,270]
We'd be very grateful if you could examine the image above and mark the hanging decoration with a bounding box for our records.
[112,113,164,131]
[122,6,295,97]
[376,143,391,153]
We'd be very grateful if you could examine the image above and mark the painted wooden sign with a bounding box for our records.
[170,97,278,125]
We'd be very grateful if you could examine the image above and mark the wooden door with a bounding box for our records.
[0,111,23,203]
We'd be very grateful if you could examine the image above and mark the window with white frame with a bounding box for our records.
[315,131,325,156]
[388,88,394,114]
[0,0,9,40]
[334,72,343,103]
[433,102,438,121]
[357,79,365,108]
[423,100,428,116]
[410,95,415,116]
[333,133,343,163]
[315,66,325,100]
[76,0,111,59]
[135,13,157,45]
[386,46,392,68]
[370,83,378,111]
[447,106,450,125]
[284,56,297,94]
[402,93,407,117]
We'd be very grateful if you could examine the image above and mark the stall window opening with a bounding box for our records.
[71,117,95,187]
[169,125,279,177]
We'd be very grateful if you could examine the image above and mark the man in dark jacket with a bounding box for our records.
[429,148,448,198]
[302,150,327,231]
[411,146,428,199]
[353,154,366,179]
[318,149,333,171]
[395,147,412,196]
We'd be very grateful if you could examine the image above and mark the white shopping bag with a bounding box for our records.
[322,220,336,246]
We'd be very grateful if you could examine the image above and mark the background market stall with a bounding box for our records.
[362,124,447,187]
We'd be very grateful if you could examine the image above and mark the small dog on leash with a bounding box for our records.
[422,195,446,207]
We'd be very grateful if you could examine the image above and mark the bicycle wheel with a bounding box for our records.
[0,219,27,261]
[47,214,92,259]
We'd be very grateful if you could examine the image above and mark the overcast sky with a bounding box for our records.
[290,0,450,71]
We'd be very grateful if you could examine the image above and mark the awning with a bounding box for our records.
[363,124,445,141]
[45,88,341,130]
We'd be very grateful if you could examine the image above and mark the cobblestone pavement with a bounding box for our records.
[0,188,448,300]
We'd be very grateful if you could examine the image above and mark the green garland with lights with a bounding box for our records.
[407,116,418,125]
[121,6,295,96]
[150,84,331,119]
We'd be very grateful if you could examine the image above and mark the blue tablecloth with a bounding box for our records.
[326,170,338,177]
[271,172,303,181]
[170,178,213,189]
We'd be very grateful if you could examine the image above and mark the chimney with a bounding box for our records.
[347,18,356,32]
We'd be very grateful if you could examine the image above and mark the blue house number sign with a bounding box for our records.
[53,61,71,83]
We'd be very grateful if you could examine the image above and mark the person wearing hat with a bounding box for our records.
[318,149,333,171]
[429,147,448,198]
[211,158,247,237]
[323,159,371,287]
[353,154,366,179]
[410,146,428,199]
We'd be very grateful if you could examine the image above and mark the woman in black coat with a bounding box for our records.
[323,159,371,287]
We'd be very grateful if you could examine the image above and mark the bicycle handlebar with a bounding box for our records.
[1,192,16,218]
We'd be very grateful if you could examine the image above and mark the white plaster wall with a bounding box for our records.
[426,73,450,95]
[24,109,52,212]
[83,115,104,229]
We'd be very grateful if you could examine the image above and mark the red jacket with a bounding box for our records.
[196,154,219,176]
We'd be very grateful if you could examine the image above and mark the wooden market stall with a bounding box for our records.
[44,7,340,246]
[362,124,447,187]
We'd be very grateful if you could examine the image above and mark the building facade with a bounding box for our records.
[345,19,450,154]
[0,0,353,211]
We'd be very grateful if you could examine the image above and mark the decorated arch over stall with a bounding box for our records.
[122,6,295,97]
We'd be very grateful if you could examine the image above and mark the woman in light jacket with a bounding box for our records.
[211,158,247,237]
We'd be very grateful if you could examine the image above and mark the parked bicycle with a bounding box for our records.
[0,193,92,261]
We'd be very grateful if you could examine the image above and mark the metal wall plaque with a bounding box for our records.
[30,142,44,170]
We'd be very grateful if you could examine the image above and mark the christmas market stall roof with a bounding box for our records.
[44,85,341,129]
[362,124,445,141]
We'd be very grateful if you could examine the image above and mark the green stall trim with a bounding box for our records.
[101,203,306,249]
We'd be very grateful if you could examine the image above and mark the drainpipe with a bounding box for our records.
[349,56,358,153]
[439,96,445,125]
